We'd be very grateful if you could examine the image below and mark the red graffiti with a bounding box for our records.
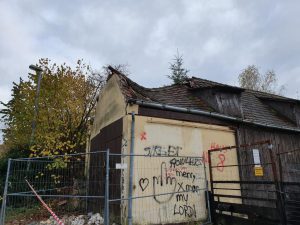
[210,142,227,153]
[166,166,188,177]
[217,153,226,172]
[202,142,227,172]
[210,142,227,172]
[202,151,210,164]
[140,131,147,141]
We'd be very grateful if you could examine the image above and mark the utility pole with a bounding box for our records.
[0,110,4,144]
[29,65,43,145]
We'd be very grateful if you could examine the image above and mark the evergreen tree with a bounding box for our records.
[168,50,189,84]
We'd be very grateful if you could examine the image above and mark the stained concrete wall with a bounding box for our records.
[121,115,240,225]
[90,74,127,139]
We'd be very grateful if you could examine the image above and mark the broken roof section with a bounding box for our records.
[107,66,300,131]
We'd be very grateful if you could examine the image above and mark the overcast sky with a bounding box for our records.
[1,0,300,142]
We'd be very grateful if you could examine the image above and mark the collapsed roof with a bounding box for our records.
[108,66,300,131]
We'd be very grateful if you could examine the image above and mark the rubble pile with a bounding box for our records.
[29,213,104,225]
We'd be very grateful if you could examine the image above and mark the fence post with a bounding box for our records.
[104,149,110,225]
[0,158,11,225]
[277,153,287,223]
[128,112,135,225]
[268,144,286,225]
[207,150,215,224]
[203,161,212,224]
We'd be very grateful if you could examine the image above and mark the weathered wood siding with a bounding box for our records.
[89,118,123,220]
[194,89,243,118]
[262,100,298,125]
[236,124,300,207]
[237,124,300,155]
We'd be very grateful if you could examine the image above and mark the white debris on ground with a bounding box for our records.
[30,213,105,225]
[87,213,104,225]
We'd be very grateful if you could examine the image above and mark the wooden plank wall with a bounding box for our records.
[88,118,123,219]
[237,124,300,207]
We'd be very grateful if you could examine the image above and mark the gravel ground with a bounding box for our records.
[28,213,104,225]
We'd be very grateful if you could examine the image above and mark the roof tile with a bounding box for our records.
[111,70,298,129]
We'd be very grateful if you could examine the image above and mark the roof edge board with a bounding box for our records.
[259,96,300,104]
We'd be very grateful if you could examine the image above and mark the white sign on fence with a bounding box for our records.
[116,163,127,169]
[252,149,261,166]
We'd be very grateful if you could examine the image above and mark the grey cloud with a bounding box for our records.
[1,0,300,103]
[1,0,300,142]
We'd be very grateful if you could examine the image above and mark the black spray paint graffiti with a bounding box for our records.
[138,144,204,220]
[144,145,182,157]
[169,157,203,168]
[174,191,197,218]
[139,162,177,203]
[174,191,198,218]
[173,204,197,218]
[138,161,201,198]
[152,162,177,204]
[175,170,196,182]
[177,182,201,194]
[139,178,149,191]
[176,193,189,202]
[121,138,128,151]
